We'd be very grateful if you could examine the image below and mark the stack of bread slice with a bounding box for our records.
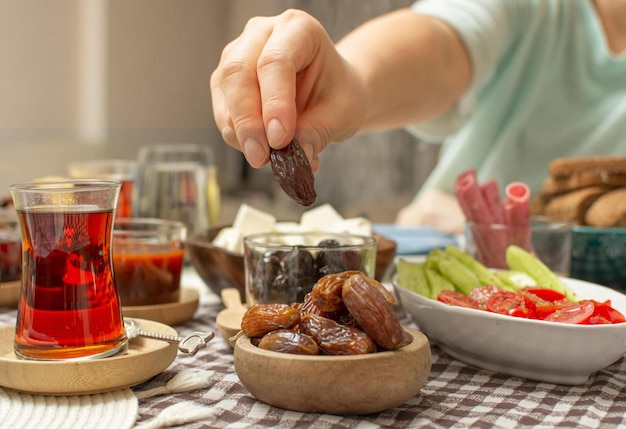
[531,156,626,227]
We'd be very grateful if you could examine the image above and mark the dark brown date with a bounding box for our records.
[342,273,407,350]
[270,139,317,206]
[241,303,300,338]
[258,329,320,355]
[299,313,376,355]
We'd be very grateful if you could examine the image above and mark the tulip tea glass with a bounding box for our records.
[0,209,21,283]
[67,159,138,219]
[10,180,128,360]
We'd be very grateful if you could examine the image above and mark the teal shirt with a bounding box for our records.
[409,0,626,198]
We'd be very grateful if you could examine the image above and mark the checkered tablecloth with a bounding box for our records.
[2,276,626,429]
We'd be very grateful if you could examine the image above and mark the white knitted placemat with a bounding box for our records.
[0,387,138,429]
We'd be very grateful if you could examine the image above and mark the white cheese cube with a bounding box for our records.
[273,221,303,233]
[335,217,372,236]
[300,204,344,231]
[232,203,276,237]
[212,227,242,253]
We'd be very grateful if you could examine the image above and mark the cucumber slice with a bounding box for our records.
[505,245,577,301]
[396,259,431,298]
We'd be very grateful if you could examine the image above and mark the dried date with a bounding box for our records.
[342,273,407,350]
[270,139,317,206]
[299,313,376,355]
[258,329,320,355]
[241,303,300,338]
[310,270,361,313]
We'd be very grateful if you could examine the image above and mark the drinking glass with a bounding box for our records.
[465,216,573,275]
[243,232,377,305]
[0,209,21,283]
[67,159,138,219]
[10,180,128,360]
[134,143,219,234]
[113,217,187,306]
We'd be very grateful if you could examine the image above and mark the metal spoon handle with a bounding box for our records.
[136,330,215,355]
[125,319,215,356]
[137,329,183,343]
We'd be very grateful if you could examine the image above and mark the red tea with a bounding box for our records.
[0,238,21,282]
[116,180,134,218]
[113,248,184,306]
[15,208,127,360]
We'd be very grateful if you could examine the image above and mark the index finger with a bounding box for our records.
[214,18,275,167]
[257,10,330,149]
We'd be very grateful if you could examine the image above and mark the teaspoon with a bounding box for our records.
[124,319,214,356]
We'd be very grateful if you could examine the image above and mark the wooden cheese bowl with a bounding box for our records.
[233,328,431,415]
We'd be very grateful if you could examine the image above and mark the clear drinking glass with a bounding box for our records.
[10,180,128,360]
[465,216,573,276]
[243,232,377,305]
[112,217,187,306]
[134,143,220,234]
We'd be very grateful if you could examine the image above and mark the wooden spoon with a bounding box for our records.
[216,288,248,348]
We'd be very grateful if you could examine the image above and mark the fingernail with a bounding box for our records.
[221,125,236,143]
[243,138,267,168]
[267,119,287,148]
[298,140,314,162]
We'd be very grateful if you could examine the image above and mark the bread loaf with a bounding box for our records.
[543,187,608,225]
[533,156,626,227]
[549,156,626,178]
[585,188,626,228]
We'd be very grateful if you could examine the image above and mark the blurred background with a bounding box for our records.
[0,0,440,224]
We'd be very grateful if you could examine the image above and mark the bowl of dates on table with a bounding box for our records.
[233,271,431,415]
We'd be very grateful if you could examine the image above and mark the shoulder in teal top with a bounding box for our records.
[409,0,626,197]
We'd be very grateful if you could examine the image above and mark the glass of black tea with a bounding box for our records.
[9,180,128,360]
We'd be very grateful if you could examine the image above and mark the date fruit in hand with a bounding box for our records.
[270,139,317,206]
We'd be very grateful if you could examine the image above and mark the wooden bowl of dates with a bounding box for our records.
[234,327,430,415]
[186,225,397,302]
[233,271,431,415]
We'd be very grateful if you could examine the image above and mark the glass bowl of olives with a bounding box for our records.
[243,232,377,305]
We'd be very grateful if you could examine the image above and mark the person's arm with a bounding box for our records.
[337,9,471,131]
[210,8,471,170]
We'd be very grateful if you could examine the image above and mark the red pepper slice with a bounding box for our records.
[522,287,567,302]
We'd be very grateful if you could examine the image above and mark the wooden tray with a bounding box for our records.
[0,281,20,308]
[0,318,177,395]
[122,287,199,325]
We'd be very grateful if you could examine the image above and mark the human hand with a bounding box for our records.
[210,9,367,171]
[395,188,466,235]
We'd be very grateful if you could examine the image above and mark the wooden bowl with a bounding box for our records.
[233,328,431,415]
[186,225,397,302]
[186,225,246,299]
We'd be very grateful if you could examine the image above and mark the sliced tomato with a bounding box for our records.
[469,285,500,309]
[522,287,566,302]
[486,291,526,315]
[588,315,612,325]
[437,290,479,309]
[543,301,595,324]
